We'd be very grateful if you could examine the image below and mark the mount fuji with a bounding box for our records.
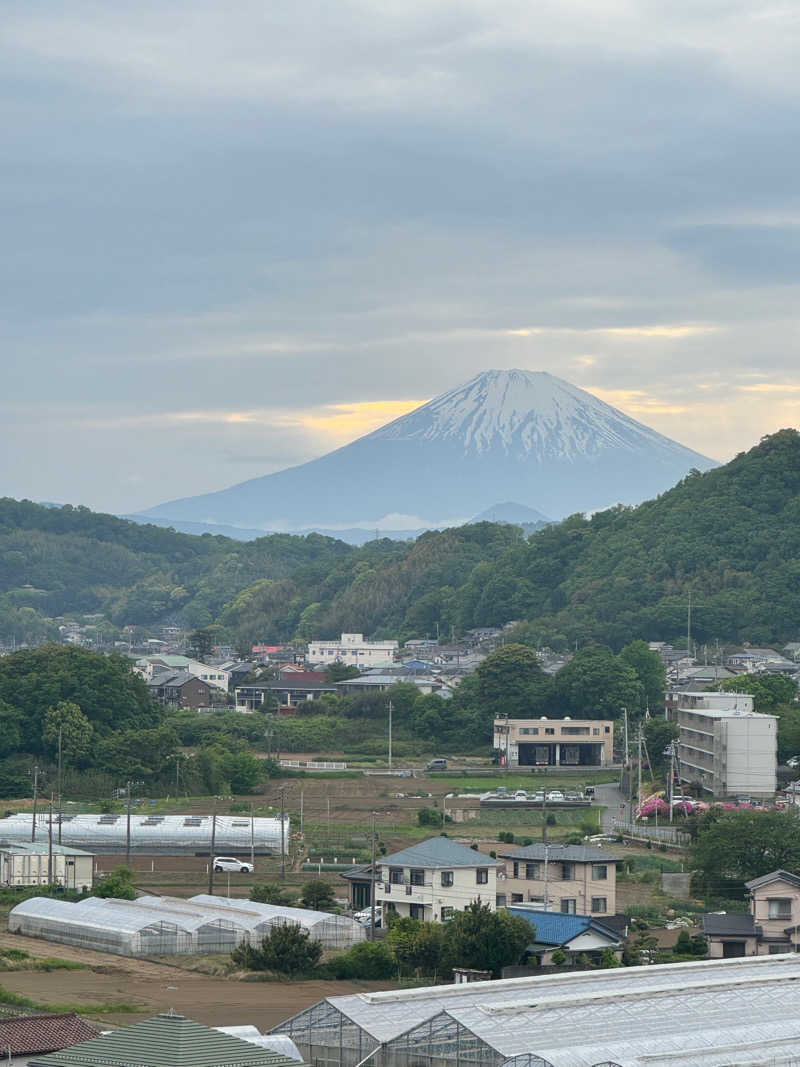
[137,370,716,535]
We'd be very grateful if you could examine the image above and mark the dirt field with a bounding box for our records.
[0,929,393,1029]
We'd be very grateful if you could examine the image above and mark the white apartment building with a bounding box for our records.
[375,837,500,923]
[307,633,399,669]
[676,691,777,799]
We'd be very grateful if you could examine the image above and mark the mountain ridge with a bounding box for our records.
[138,369,716,532]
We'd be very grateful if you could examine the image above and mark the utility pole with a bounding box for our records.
[300,790,304,836]
[543,843,550,911]
[369,811,377,941]
[280,787,287,881]
[47,796,53,884]
[208,808,217,895]
[249,803,255,869]
[668,745,675,824]
[687,588,692,659]
[125,781,132,867]
[541,790,548,843]
[387,701,393,770]
[57,726,63,845]
[637,727,643,821]
[31,765,39,842]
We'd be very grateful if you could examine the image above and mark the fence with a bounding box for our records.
[279,759,348,771]
[611,819,691,847]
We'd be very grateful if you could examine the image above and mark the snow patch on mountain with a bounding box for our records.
[372,369,692,461]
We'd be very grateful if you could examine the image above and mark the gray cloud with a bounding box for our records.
[2,0,800,511]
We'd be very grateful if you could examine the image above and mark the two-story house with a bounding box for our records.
[375,837,500,923]
[704,870,800,957]
[497,843,621,917]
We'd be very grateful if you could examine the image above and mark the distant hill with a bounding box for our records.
[2,430,798,649]
[137,369,716,533]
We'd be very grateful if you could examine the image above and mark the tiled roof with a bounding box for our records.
[702,912,757,937]
[507,908,621,948]
[745,870,800,891]
[381,837,500,869]
[28,1014,301,1067]
[498,843,621,863]
[0,1013,97,1055]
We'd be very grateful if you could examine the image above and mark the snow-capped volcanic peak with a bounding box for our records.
[372,369,685,460]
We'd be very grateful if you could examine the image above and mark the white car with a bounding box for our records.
[546,790,565,802]
[213,856,254,873]
[514,790,529,800]
[354,908,382,928]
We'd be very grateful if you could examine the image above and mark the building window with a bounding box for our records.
[512,862,520,878]
[386,902,396,913]
[476,868,489,885]
[545,728,555,735]
[768,898,792,919]
[769,944,787,954]
[591,897,608,913]
[525,863,541,880]
[561,863,575,881]
[560,898,577,914]
[410,868,425,886]
[511,893,523,903]
[441,906,455,921]
[409,904,426,920]
[591,864,608,880]
[389,868,404,884]
[593,728,600,735]
[441,871,454,887]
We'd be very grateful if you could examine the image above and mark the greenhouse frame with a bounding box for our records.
[272,953,800,1067]
[0,812,288,855]
[9,893,365,956]
[189,894,366,949]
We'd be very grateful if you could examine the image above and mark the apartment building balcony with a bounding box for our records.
[376,879,433,904]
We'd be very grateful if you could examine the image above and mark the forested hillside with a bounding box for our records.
[2,430,800,649]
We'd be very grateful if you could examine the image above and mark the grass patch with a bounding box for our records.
[0,985,138,1014]
[430,773,617,791]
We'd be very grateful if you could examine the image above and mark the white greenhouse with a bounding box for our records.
[9,893,365,957]
[0,812,288,855]
[189,894,366,949]
[272,953,800,1067]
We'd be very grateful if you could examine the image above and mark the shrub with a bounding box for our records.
[551,949,567,966]
[231,924,322,977]
[94,866,136,900]
[300,879,335,910]
[323,940,395,980]
[417,807,441,827]
[250,882,294,906]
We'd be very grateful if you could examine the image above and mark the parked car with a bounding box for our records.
[787,756,800,769]
[565,791,582,802]
[584,786,595,799]
[426,758,448,771]
[213,856,254,874]
[354,908,382,928]
[546,790,565,802]
[531,791,545,803]
[669,795,694,807]
[514,790,529,800]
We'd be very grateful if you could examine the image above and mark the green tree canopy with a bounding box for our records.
[42,701,93,761]
[476,645,554,722]
[619,640,667,711]
[691,809,800,895]
[231,924,323,976]
[444,900,533,976]
[554,646,643,719]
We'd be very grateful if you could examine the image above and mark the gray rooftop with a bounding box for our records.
[498,843,622,864]
[702,911,756,937]
[745,869,800,891]
[381,836,500,869]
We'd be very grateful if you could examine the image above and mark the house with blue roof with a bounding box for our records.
[376,837,500,923]
[509,905,623,965]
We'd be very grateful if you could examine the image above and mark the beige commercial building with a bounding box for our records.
[0,841,94,890]
[493,716,614,768]
[676,691,777,799]
[497,843,621,916]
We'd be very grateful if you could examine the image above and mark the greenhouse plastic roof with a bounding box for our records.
[277,954,800,1051]
[189,894,361,929]
[10,897,194,935]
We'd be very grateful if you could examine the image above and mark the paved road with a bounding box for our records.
[594,781,689,843]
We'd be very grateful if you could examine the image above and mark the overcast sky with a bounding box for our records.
[4,0,800,513]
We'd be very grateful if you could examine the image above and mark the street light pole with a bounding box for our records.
[369,812,377,941]
[387,701,393,770]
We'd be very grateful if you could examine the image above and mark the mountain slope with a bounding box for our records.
[139,370,716,531]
